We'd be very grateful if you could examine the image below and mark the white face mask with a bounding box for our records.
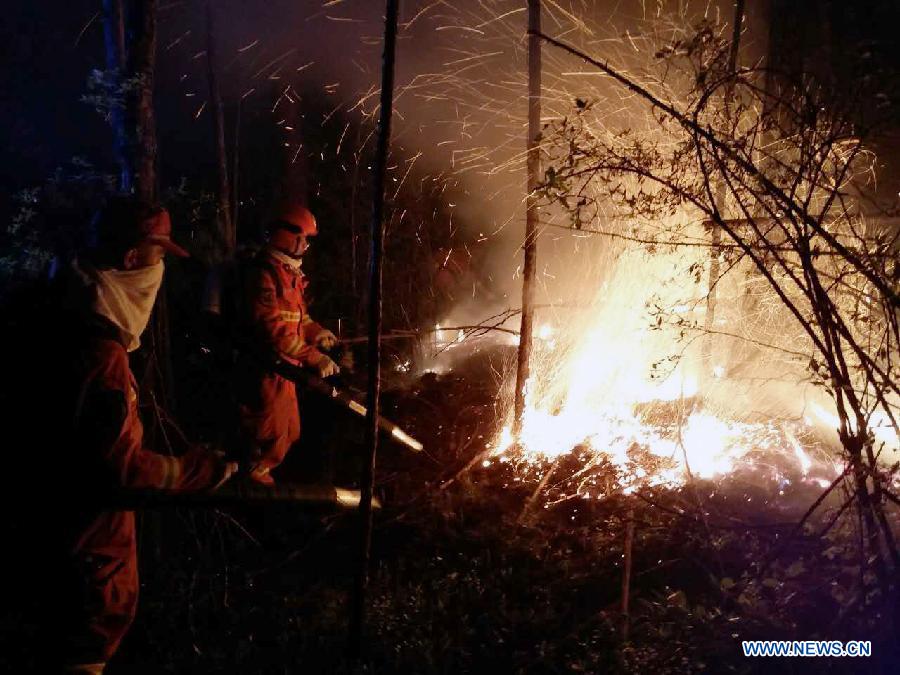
[269,248,303,270]
[92,261,165,352]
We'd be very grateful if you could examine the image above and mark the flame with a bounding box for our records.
[489,246,839,494]
[786,429,812,476]
[495,405,780,484]
[808,403,900,451]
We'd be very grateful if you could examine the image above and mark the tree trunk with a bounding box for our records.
[848,441,890,591]
[621,509,635,642]
[129,0,158,203]
[102,0,130,192]
[125,0,174,413]
[126,0,170,565]
[206,0,234,258]
[513,0,542,436]
[349,0,400,659]
[232,98,241,237]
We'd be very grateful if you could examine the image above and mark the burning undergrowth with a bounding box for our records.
[368,361,897,673]
[410,239,851,509]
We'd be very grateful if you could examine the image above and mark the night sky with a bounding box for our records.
[3,1,899,252]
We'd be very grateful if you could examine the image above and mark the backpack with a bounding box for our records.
[194,250,297,449]
[200,249,285,356]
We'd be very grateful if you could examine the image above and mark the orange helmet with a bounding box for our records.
[277,204,318,236]
[270,204,317,257]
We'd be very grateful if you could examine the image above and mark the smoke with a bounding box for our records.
[153,2,761,298]
[150,2,900,475]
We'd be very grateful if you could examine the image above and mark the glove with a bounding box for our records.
[315,329,338,351]
[211,460,239,491]
[200,447,238,491]
[312,353,340,378]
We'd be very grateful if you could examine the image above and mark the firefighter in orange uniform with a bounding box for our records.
[53,196,236,674]
[238,204,339,486]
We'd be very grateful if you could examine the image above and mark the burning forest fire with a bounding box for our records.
[355,1,900,507]
[476,243,845,499]
[4,0,900,671]
[129,0,899,532]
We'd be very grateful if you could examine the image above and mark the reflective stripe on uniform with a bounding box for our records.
[284,335,304,356]
[64,663,107,674]
[161,456,181,489]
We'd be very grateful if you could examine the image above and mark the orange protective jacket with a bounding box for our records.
[55,314,222,665]
[237,252,326,471]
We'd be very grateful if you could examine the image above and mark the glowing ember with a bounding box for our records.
[494,408,787,485]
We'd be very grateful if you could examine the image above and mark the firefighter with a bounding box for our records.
[237,203,339,486]
[51,195,237,673]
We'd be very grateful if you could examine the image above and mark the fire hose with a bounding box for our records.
[99,481,380,510]
[271,358,424,453]
[91,354,417,511]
